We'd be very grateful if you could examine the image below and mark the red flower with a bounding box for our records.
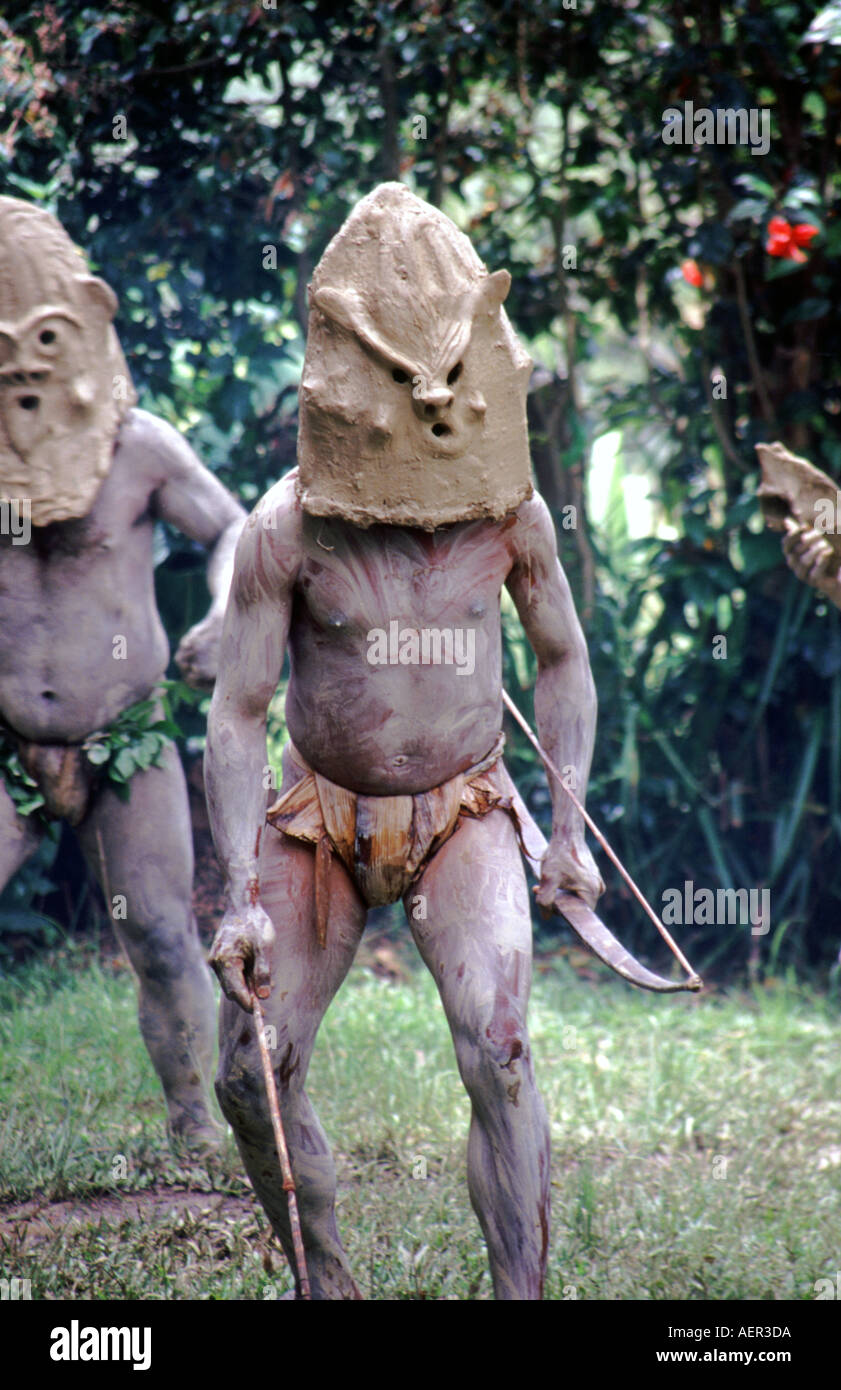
[765,216,819,263]
[681,258,703,287]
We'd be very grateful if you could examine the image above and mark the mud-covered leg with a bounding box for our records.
[216,824,367,1300]
[77,744,221,1149]
[408,810,550,1300]
[0,778,43,890]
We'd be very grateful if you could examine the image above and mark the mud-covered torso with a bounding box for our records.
[285,511,518,795]
[0,417,170,742]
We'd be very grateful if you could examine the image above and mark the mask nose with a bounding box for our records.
[1,390,47,454]
[412,385,454,422]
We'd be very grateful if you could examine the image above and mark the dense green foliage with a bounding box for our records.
[3,0,841,978]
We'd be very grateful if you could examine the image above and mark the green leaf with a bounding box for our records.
[114,699,156,729]
[727,198,768,224]
[783,188,822,209]
[738,530,783,578]
[782,297,830,324]
[803,1,841,44]
[697,806,735,891]
[734,173,775,199]
[770,713,825,881]
[822,224,841,257]
[114,749,138,780]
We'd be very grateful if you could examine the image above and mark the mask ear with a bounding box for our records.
[474,268,511,317]
[75,275,118,320]
[311,285,364,336]
[311,284,417,379]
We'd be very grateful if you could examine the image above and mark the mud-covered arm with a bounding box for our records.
[505,493,604,909]
[136,409,247,685]
[204,480,301,1009]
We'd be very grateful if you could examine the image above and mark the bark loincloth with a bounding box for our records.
[266,734,528,946]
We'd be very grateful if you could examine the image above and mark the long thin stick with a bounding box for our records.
[502,689,700,986]
[252,995,311,1300]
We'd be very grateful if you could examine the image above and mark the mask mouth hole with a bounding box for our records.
[19,396,39,410]
[431,423,451,437]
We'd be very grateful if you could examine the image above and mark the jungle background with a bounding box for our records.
[3,0,841,986]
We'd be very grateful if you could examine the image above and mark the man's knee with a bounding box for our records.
[122,907,204,988]
[453,1013,532,1101]
[216,1022,306,1127]
[0,798,41,885]
[216,1030,266,1131]
[216,1017,301,1100]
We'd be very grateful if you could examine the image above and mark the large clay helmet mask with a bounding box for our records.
[0,196,137,526]
[297,182,533,529]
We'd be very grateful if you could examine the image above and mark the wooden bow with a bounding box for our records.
[503,690,703,993]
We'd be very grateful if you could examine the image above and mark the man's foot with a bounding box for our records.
[167,1109,228,1162]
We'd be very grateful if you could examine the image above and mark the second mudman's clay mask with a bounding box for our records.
[0,197,137,527]
[297,182,533,529]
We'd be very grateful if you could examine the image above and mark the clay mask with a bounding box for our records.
[0,197,136,526]
[297,182,533,529]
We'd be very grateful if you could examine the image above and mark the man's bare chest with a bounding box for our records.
[295,519,514,635]
[0,494,155,603]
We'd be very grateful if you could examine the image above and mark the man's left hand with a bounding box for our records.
[536,835,604,912]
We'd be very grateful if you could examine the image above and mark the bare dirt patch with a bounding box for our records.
[0,1188,257,1251]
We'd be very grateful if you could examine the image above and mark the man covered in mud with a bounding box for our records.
[206,183,603,1298]
[0,197,245,1150]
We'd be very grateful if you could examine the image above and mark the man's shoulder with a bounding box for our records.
[115,407,212,480]
[235,470,304,590]
[512,486,552,528]
[116,406,177,453]
[507,487,556,553]
[110,407,180,484]
[250,469,302,533]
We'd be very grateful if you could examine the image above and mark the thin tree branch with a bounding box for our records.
[733,258,776,426]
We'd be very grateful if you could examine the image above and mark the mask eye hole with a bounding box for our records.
[392,368,409,384]
[33,320,66,355]
[447,362,463,385]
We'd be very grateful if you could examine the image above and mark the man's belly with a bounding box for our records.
[0,626,170,743]
[285,667,503,796]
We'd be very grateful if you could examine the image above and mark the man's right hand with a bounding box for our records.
[209,902,276,1012]
[782,518,841,607]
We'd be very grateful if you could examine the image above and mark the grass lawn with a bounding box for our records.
[1,940,840,1300]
